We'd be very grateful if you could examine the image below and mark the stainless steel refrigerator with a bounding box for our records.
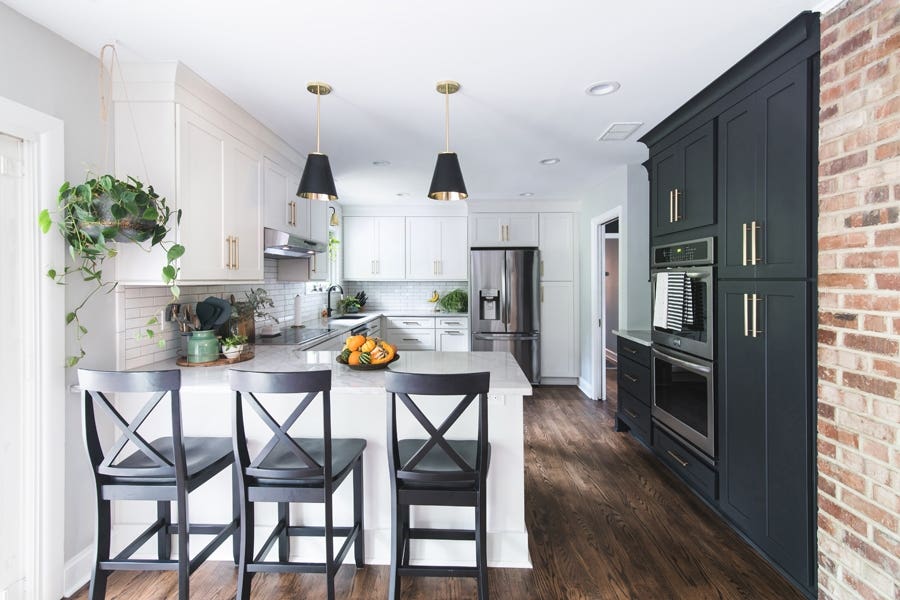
[469,248,541,384]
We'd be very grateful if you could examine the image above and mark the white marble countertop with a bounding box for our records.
[612,329,652,346]
[141,348,531,395]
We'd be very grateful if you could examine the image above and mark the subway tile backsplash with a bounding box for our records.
[343,281,468,312]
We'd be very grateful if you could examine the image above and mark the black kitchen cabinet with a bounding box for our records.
[718,61,811,279]
[651,121,716,239]
[717,280,814,591]
[614,336,652,444]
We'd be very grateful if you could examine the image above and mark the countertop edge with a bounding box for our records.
[612,329,652,347]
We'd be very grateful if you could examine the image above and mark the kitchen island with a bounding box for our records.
[112,348,532,569]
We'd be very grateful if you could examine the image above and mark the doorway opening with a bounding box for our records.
[589,207,623,402]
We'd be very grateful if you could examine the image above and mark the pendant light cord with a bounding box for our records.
[444,88,450,153]
[316,89,321,153]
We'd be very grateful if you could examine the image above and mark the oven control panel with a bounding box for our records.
[652,237,714,267]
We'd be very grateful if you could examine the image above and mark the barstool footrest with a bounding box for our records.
[99,559,179,571]
[247,561,328,574]
[397,565,480,578]
[287,525,355,537]
[114,518,167,560]
[408,527,475,541]
[189,518,239,574]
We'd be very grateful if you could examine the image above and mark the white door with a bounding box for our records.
[342,216,376,280]
[541,281,577,377]
[539,213,574,281]
[176,106,228,280]
[406,217,441,279]
[437,328,469,351]
[375,217,406,279]
[439,217,468,279]
[0,132,25,599]
[470,213,503,245]
[506,213,540,245]
[227,137,263,281]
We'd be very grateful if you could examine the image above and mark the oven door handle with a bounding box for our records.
[651,347,712,375]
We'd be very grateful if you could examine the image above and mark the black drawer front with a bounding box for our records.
[617,338,650,367]
[653,425,717,500]
[617,356,651,405]
[618,390,651,442]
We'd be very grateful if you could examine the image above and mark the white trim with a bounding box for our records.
[590,207,624,402]
[812,0,844,15]
[577,377,594,399]
[62,546,93,598]
[0,97,66,600]
[605,348,618,364]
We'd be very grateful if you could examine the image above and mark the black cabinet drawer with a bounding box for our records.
[617,338,650,367]
[617,356,651,405]
[618,390,651,443]
[653,425,717,500]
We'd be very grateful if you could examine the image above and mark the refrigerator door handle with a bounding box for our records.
[500,256,509,325]
[473,333,539,341]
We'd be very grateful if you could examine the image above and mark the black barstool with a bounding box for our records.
[384,371,491,600]
[77,369,239,600]
[229,369,366,600]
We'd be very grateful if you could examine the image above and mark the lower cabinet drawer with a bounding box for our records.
[652,425,717,500]
[617,356,651,405]
[386,316,435,329]
[389,329,436,351]
[617,390,651,442]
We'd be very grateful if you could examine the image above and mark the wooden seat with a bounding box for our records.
[77,369,239,600]
[229,369,366,600]
[384,371,491,600]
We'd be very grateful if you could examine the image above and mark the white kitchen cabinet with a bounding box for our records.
[539,213,575,281]
[406,216,468,280]
[343,216,405,280]
[227,138,263,280]
[469,213,539,247]
[390,329,436,351]
[437,328,469,351]
[309,198,328,244]
[264,157,308,238]
[541,281,578,378]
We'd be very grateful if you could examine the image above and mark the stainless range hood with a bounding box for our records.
[263,227,326,258]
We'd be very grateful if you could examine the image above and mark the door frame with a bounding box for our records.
[0,96,66,600]
[590,206,624,401]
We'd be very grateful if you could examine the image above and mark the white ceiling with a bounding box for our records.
[6,0,818,205]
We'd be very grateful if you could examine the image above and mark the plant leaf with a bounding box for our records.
[166,244,185,262]
[170,284,180,298]
[146,329,155,338]
[162,265,176,282]
[38,209,52,233]
[47,268,57,279]
[65,312,76,324]
[147,316,158,325]
[142,205,158,221]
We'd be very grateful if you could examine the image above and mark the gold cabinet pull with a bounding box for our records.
[540,260,544,277]
[743,293,749,337]
[751,293,762,338]
[624,373,638,383]
[751,221,761,265]
[235,236,240,270]
[623,408,638,419]
[666,450,689,468]
[669,190,674,223]
[673,189,680,222]
[624,347,637,355]
[540,285,544,303]
[742,223,748,266]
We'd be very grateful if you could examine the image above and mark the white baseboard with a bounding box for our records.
[577,377,595,400]
[605,348,617,364]
[0,579,25,600]
[539,377,577,386]
[63,546,93,598]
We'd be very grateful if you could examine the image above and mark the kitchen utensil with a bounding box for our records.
[204,296,232,326]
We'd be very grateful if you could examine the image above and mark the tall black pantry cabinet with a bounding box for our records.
[639,12,820,598]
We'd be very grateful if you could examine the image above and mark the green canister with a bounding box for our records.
[187,330,219,363]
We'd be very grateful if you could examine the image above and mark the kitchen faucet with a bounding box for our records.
[326,284,344,317]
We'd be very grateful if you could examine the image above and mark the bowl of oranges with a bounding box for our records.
[336,334,399,370]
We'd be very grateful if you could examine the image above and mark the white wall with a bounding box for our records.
[0,1,110,577]
[578,164,649,383]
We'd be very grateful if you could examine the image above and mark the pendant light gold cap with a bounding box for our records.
[436,81,460,94]
[306,82,333,95]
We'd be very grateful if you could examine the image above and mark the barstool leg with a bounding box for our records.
[232,464,240,565]
[277,502,290,562]
[324,489,336,600]
[237,485,254,600]
[475,490,489,600]
[400,504,411,567]
[388,492,401,600]
[176,486,190,600]
[352,457,365,568]
[157,501,171,559]
[88,498,111,600]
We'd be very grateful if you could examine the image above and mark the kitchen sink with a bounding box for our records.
[330,315,366,321]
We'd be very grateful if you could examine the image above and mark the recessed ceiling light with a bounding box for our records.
[519,192,534,197]
[373,160,391,166]
[585,81,621,96]
[539,158,560,165]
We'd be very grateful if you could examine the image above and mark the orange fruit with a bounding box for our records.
[348,351,362,366]
[346,335,366,351]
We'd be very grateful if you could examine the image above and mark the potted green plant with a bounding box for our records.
[221,334,248,359]
[230,288,279,340]
[38,174,185,366]
[338,296,361,314]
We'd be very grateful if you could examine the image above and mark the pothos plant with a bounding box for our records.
[38,175,185,366]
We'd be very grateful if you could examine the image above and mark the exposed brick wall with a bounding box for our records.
[817,1,900,599]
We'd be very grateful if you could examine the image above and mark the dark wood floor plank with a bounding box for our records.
[69,372,803,599]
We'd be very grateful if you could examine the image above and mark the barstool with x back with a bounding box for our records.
[384,370,492,599]
[229,369,366,600]
[77,369,239,600]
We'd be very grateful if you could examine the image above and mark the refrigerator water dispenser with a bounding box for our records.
[479,289,500,320]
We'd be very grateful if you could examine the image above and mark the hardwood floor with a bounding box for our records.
[70,371,804,599]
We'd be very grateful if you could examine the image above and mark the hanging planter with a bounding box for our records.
[38,174,185,366]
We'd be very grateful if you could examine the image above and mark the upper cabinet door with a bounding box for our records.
[538,213,574,281]
[226,137,263,281]
[718,62,810,280]
[309,198,328,244]
[342,216,376,280]
[439,217,469,279]
[263,158,290,233]
[176,106,228,281]
[406,217,442,279]
[375,216,406,279]
[650,121,715,239]
[506,213,540,245]
[470,213,504,246]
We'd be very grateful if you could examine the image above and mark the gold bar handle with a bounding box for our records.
[235,237,239,270]
[438,260,442,275]
[225,236,232,269]
[624,373,638,383]
[743,293,749,337]
[751,221,761,265]
[669,190,674,223]
[540,285,544,303]
[540,260,544,277]
[623,408,638,419]
[752,293,762,338]
[673,189,680,222]
[741,223,748,266]
[666,450,689,468]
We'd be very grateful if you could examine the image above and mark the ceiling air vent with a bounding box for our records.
[598,122,643,141]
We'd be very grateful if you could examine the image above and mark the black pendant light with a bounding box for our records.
[297,82,338,201]
[428,80,468,201]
